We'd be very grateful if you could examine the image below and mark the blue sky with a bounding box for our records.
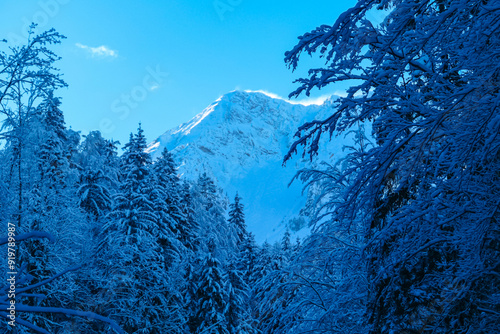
[1,0,356,146]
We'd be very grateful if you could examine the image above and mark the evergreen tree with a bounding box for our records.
[74,131,120,332]
[197,172,218,211]
[225,262,256,334]
[76,131,119,224]
[21,89,90,331]
[281,228,292,262]
[150,148,185,269]
[293,236,301,253]
[189,240,229,334]
[104,125,156,241]
[77,169,113,220]
[254,242,294,334]
[40,90,67,141]
[236,232,261,332]
[254,241,273,280]
[153,150,184,232]
[37,92,69,187]
[76,130,120,175]
[228,192,247,244]
[99,125,170,333]
[239,232,259,285]
[178,181,199,252]
[195,173,231,259]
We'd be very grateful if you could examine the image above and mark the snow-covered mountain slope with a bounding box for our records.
[147,90,354,243]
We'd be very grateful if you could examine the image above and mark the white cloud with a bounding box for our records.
[75,43,118,58]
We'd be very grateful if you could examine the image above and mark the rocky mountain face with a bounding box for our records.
[147,90,354,243]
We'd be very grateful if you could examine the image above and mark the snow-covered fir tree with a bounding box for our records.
[225,261,256,334]
[178,181,200,252]
[189,239,230,334]
[98,125,172,333]
[194,173,233,260]
[238,232,259,286]
[228,192,246,244]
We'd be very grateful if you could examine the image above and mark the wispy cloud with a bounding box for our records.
[244,89,335,106]
[75,43,118,58]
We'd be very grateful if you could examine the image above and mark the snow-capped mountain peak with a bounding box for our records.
[147,90,349,242]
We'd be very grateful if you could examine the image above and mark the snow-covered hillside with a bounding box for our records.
[147,90,353,243]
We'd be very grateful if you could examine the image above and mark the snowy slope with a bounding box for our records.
[147,90,353,243]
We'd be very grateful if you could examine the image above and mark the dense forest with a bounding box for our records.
[1,0,499,333]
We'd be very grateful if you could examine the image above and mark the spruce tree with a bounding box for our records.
[228,192,247,244]
[195,173,231,259]
[178,181,199,252]
[197,172,218,211]
[150,148,185,269]
[225,262,256,334]
[281,228,292,261]
[189,240,229,334]
[239,232,259,285]
[99,125,170,333]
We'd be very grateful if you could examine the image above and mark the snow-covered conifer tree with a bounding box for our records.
[238,232,259,285]
[76,131,119,224]
[189,239,229,334]
[98,125,172,333]
[151,148,188,266]
[178,181,200,252]
[194,173,232,259]
[228,192,247,244]
[225,261,256,334]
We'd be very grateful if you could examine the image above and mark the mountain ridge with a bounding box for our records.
[147,90,351,243]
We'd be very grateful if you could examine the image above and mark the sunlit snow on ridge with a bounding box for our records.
[243,89,333,106]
